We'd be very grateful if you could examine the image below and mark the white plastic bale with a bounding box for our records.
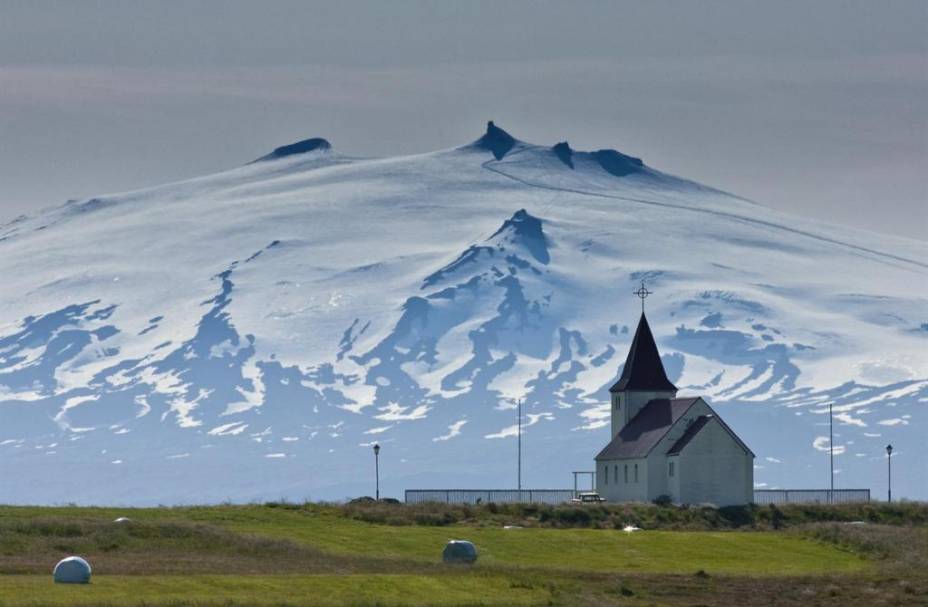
[442,540,478,564]
[53,556,92,584]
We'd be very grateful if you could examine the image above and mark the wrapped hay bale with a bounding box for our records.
[53,556,92,584]
[442,540,478,564]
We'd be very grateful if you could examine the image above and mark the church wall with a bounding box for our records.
[647,454,671,501]
[597,457,649,502]
[646,398,711,502]
[596,461,614,500]
[666,455,680,501]
[676,418,753,506]
[609,393,623,439]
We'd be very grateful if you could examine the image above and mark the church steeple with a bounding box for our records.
[610,313,677,393]
[608,312,678,438]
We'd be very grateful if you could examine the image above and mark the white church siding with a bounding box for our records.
[666,454,680,501]
[596,461,612,500]
[676,418,753,506]
[626,458,649,502]
[597,458,649,502]
[647,398,712,502]
[646,453,666,501]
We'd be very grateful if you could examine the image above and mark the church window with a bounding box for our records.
[624,464,628,483]
[603,465,608,485]
[669,461,675,477]
[634,463,639,482]
[614,465,618,483]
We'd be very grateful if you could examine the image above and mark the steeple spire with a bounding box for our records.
[610,313,677,393]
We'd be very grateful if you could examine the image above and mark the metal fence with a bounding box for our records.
[405,489,577,505]
[405,488,871,506]
[753,489,870,504]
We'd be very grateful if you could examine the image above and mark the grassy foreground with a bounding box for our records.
[219,507,865,575]
[0,574,548,607]
[0,502,924,606]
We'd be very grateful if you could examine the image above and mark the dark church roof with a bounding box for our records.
[610,313,678,393]
[595,398,699,460]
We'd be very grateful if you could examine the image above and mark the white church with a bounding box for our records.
[595,312,754,506]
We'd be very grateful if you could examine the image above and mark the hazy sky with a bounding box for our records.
[1,1,926,239]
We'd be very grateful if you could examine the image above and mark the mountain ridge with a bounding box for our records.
[0,123,925,504]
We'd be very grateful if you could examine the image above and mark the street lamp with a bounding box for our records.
[886,444,893,503]
[373,443,381,501]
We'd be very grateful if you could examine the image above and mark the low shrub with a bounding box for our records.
[329,500,928,531]
[653,494,673,507]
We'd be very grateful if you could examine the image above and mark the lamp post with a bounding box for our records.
[886,444,893,503]
[373,443,381,501]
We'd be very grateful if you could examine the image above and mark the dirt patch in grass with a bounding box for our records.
[581,571,928,607]
[797,522,928,573]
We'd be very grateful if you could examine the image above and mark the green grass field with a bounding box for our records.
[216,506,866,575]
[0,503,924,606]
[0,574,550,607]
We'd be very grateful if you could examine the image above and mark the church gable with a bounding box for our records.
[666,415,712,455]
[661,401,754,459]
[691,405,755,457]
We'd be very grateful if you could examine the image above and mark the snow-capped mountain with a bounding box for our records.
[1,122,925,504]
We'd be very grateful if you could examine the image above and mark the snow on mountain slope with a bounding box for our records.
[1,122,925,504]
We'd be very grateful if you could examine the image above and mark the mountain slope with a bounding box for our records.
[0,122,925,504]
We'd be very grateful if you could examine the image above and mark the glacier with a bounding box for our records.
[0,122,925,504]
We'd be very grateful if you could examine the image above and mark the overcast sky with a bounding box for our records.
[1,1,925,239]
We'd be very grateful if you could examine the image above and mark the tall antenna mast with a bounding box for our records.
[517,399,522,493]
[829,402,834,503]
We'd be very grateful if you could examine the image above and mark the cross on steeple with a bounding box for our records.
[633,280,652,314]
